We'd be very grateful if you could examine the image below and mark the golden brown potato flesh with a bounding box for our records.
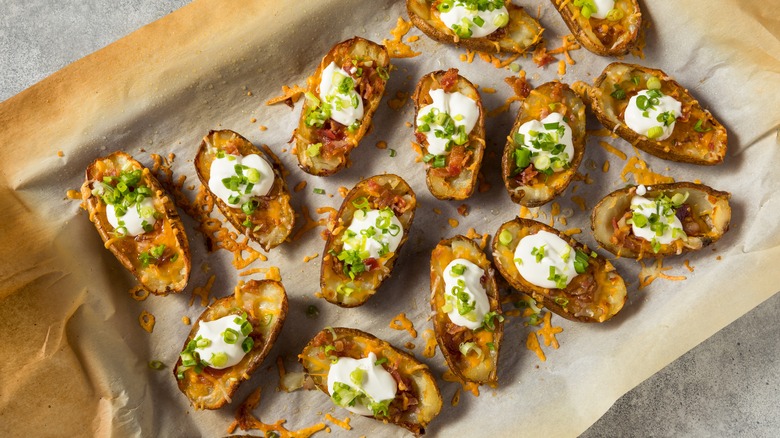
[430,236,502,385]
[501,81,586,207]
[592,182,732,259]
[320,175,416,307]
[299,327,442,435]
[194,130,295,251]
[80,151,191,295]
[492,218,626,322]
[407,0,543,53]
[175,280,288,410]
[295,37,390,176]
[550,0,641,56]
[584,62,727,165]
[412,69,485,200]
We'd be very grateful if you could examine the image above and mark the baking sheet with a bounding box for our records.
[1,0,779,436]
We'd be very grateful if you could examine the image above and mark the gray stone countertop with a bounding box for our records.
[1,1,778,436]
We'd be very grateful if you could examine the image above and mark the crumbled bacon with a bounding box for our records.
[364,258,379,271]
[532,45,556,68]
[439,68,460,93]
[223,140,241,156]
[515,165,539,185]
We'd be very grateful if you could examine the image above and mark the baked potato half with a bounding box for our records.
[592,182,731,259]
[299,327,442,436]
[175,279,288,410]
[579,62,727,165]
[501,81,586,207]
[295,37,390,176]
[407,0,543,53]
[412,68,485,200]
[430,235,502,385]
[492,218,626,323]
[550,0,641,56]
[320,175,416,307]
[80,151,190,295]
[195,129,295,251]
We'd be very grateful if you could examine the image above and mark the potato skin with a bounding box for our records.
[492,218,627,323]
[501,81,586,207]
[194,130,295,251]
[584,63,727,165]
[591,182,732,259]
[550,0,641,56]
[407,0,543,53]
[299,327,442,436]
[430,236,502,385]
[175,280,288,410]
[295,37,390,176]
[80,151,191,295]
[412,69,485,200]
[320,175,416,307]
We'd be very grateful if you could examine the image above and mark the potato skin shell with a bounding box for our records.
[501,81,586,207]
[81,151,191,295]
[175,279,288,410]
[295,37,390,176]
[492,218,627,323]
[320,174,416,308]
[407,0,543,54]
[591,182,732,259]
[587,63,727,165]
[412,69,485,200]
[299,327,442,436]
[430,235,502,385]
[550,0,641,56]
[194,129,295,251]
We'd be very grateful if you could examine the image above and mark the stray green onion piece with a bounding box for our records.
[313,188,326,195]
[148,360,165,370]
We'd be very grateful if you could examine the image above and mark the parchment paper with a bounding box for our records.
[1,0,778,436]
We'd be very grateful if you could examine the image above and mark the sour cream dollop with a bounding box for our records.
[629,195,684,245]
[208,153,275,208]
[327,352,398,416]
[588,0,615,20]
[514,230,577,289]
[341,209,404,260]
[319,62,364,127]
[106,196,157,236]
[439,1,509,38]
[192,314,251,370]
[416,88,479,156]
[515,113,575,173]
[624,89,682,141]
[442,258,490,330]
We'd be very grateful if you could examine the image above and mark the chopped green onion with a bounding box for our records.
[313,188,325,195]
[498,229,513,246]
[693,119,712,133]
[148,360,165,370]
[509,63,521,73]
[222,328,240,344]
[306,304,320,319]
[350,368,365,385]
[306,142,322,157]
[451,264,466,275]
[242,337,254,353]
[606,8,625,21]
[647,126,664,139]
[493,12,509,27]
[389,148,397,157]
[375,357,388,366]
[610,85,626,100]
[646,77,662,90]
[210,352,228,367]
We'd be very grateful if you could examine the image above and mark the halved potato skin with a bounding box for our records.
[430,236,502,385]
[584,63,727,165]
[175,279,288,410]
[295,37,390,176]
[194,129,295,251]
[80,151,191,295]
[550,0,641,56]
[501,81,586,207]
[407,0,543,53]
[299,327,442,436]
[320,175,416,307]
[492,218,627,323]
[592,182,732,259]
[412,69,485,200]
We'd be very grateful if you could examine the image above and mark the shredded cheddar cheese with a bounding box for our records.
[588,128,617,138]
[480,87,497,94]
[190,275,216,307]
[563,228,582,236]
[422,329,437,358]
[303,253,319,263]
[66,189,81,200]
[265,84,305,106]
[383,17,421,58]
[452,388,461,407]
[684,260,695,272]
[448,218,459,228]
[599,141,628,160]
[375,141,388,150]
[459,50,476,63]
[337,186,349,198]
[621,156,674,185]
[558,60,567,76]
[292,206,322,242]
[228,385,327,437]
[537,312,563,349]
[129,285,149,302]
[602,160,610,173]
[324,414,352,431]
[639,259,687,289]
[443,370,480,396]
[571,196,587,211]
[139,310,155,333]
[389,312,417,338]
[526,332,546,361]
[182,316,191,325]
[294,181,307,193]
[411,141,424,162]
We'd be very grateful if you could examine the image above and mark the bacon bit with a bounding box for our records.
[324,414,352,431]
[557,60,566,76]
[599,141,628,160]
[422,329,437,358]
[139,310,155,333]
[684,260,694,272]
[481,87,497,94]
[182,316,191,325]
[303,253,319,263]
[448,218,459,228]
[259,125,268,131]
[376,140,388,150]
[602,160,610,173]
[383,17,421,58]
[457,204,469,217]
[388,90,409,110]
[563,228,582,236]
[410,141,424,162]
[621,156,674,185]
[532,45,556,68]
[459,50,476,63]
[265,84,305,107]
[526,332,546,361]
[537,312,563,349]
[488,73,530,117]
[190,275,216,307]
[57,150,64,157]
[571,196,587,211]
[129,285,149,301]
[389,313,417,338]
[442,370,480,396]
[433,208,442,215]
[228,385,327,437]
[639,259,687,289]
[404,342,416,350]
[294,181,307,192]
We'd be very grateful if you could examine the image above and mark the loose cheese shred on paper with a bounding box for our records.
[684,260,695,272]
[537,312,563,349]
[526,332,546,361]
[451,388,462,407]
[292,206,323,242]
[621,156,675,185]
[190,274,216,307]
[182,316,191,325]
[571,196,587,211]
[459,50,476,63]
[303,253,319,263]
[448,218,459,228]
[324,414,352,431]
[139,310,155,333]
[294,181,307,193]
[547,34,581,65]
[375,140,388,150]
[389,312,418,338]
[388,91,410,110]
[588,128,617,138]
[602,160,610,173]
[66,189,80,200]
[383,17,421,58]
[563,228,582,236]
[265,84,305,106]
[599,141,628,160]
[443,370,480,396]
[422,329,438,358]
[227,385,327,437]
[639,259,687,289]
[411,141,424,162]
[129,285,149,301]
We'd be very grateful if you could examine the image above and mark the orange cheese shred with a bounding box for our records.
[422,329,438,358]
[324,414,352,431]
[139,310,155,333]
[265,84,305,106]
[451,388,462,407]
[190,274,216,307]
[129,285,149,302]
[599,141,628,160]
[389,312,418,338]
[639,259,687,289]
[621,156,674,185]
[526,332,546,362]
[537,312,563,349]
[228,385,327,437]
[383,17,421,58]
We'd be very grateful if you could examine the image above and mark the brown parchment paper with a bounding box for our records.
[1,0,779,436]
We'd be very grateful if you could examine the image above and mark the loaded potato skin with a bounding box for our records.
[550,0,642,56]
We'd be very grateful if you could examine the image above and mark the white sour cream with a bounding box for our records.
[515,113,575,172]
[514,230,577,289]
[624,90,682,141]
[630,195,684,245]
[416,88,479,156]
[106,196,157,236]
[342,209,403,260]
[192,314,251,370]
[442,258,490,330]
[590,0,615,19]
[208,153,274,208]
[327,352,398,416]
[440,1,509,38]
[319,62,364,127]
